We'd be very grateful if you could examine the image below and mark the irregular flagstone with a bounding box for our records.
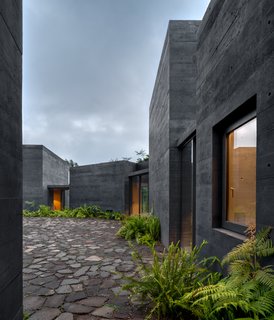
[70,263,81,268]
[92,306,115,318]
[73,266,90,277]
[61,278,80,285]
[44,280,61,289]
[29,278,46,286]
[116,264,134,272]
[101,279,116,289]
[78,296,108,307]
[65,291,87,302]
[24,296,46,311]
[101,265,116,272]
[63,302,93,314]
[23,218,162,320]
[29,307,61,320]
[23,274,38,281]
[35,287,55,296]
[44,294,65,308]
[56,285,72,294]
[85,255,103,262]
[72,283,83,292]
[23,285,40,295]
[55,313,74,320]
[58,268,73,274]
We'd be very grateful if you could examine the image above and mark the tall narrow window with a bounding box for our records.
[140,174,149,213]
[226,117,256,227]
[181,137,196,249]
[130,176,140,215]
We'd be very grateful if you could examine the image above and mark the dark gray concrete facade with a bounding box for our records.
[0,1,22,319]
[195,0,274,258]
[23,145,70,209]
[149,21,200,246]
[149,0,274,260]
[70,161,136,213]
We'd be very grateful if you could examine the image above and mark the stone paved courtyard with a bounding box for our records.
[23,218,153,320]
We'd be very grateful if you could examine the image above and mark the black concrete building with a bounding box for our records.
[70,160,149,214]
[23,145,70,210]
[149,0,274,261]
[23,144,150,214]
[0,1,23,319]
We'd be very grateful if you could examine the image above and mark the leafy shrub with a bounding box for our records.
[189,227,274,320]
[123,241,220,320]
[116,214,160,245]
[23,204,123,221]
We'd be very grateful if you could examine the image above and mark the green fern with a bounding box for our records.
[191,227,274,320]
[123,241,220,319]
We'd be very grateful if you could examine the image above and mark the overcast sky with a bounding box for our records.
[23,0,210,165]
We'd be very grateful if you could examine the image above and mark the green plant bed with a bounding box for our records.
[123,241,220,320]
[116,214,161,245]
[23,204,123,221]
[189,227,274,320]
[123,227,274,320]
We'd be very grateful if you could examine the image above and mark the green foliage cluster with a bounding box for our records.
[23,204,123,221]
[124,241,220,320]
[23,313,29,320]
[189,227,274,320]
[124,227,274,320]
[116,214,160,245]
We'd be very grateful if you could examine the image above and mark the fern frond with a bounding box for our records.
[254,268,274,288]
[249,290,274,316]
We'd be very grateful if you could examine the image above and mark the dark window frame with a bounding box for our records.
[179,133,196,248]
[129,173,149,216]
[222,111,257,234]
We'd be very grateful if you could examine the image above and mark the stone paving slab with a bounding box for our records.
[23,218,155,320]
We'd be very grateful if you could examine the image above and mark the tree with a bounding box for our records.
[135,149,149,163]
[65,159,79,167]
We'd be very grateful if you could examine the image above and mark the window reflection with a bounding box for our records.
[130,174,149,215]
[226,118,256,226]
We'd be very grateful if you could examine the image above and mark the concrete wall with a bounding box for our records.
[149,0,274,260]
[42,146,70,205]
[149,21,200,246]
[23,145,43,207]
[23,145,69,209]
[70,161,136,213]
[0,1,22,319]
[195,0,274,258]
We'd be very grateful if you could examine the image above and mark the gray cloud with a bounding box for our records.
[23,0,209,164]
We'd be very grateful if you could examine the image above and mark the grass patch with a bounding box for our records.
[23,204,123,220]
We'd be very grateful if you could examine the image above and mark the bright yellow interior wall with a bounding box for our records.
[53,190,62,211]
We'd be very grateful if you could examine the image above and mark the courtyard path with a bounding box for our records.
[23,217,151,320]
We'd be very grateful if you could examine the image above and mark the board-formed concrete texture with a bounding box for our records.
[0,1,23,319]
[195,0,274,259]
[23,145,70,209]
[70,161,137,213]
[149,0,274,260]
[149,21,200,246]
